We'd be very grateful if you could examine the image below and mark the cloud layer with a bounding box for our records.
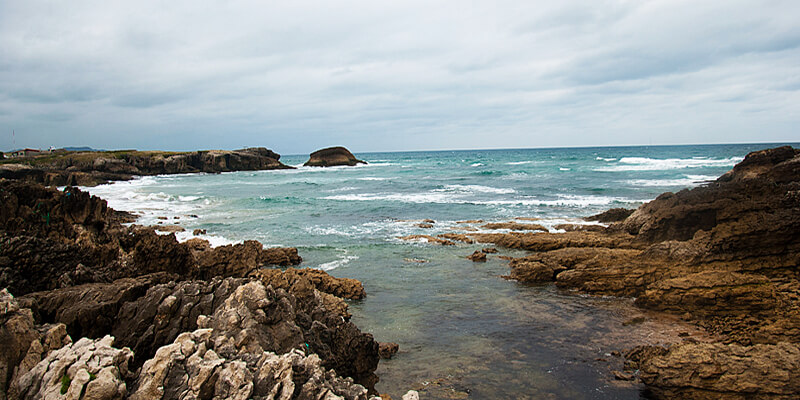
[1,0,798,153]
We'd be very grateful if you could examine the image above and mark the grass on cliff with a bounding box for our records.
[0,149,186,167]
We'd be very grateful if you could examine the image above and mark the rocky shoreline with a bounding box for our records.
[3,145,799,399]
[400,146,800,399]
[0,178,412,399]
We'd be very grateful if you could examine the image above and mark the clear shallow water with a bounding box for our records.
[84,143,797,399]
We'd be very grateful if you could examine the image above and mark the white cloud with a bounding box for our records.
[1,0,798,153]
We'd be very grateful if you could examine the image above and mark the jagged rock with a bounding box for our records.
[481,222,549,232]
[466,251,486,262]
[194,240,301,279]
[12,335,132,400]
[378,343,399,360]
[192,229,206,235]
[584,208,635,223]
[252,267,366,301]
[21,273,177,342]
[481,247,498,253]
[131,329,371,400]
[1,289,39,398]
[304,147,366,167]
[628,342,800,399]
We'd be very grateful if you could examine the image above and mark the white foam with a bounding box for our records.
[358,177,389,181]
[435,184,516,194]
[626,175,717,187]
[481,194,643,207]
[559,167,571,171]
[594,156,742,172]
[318,251,359,271]
[595,157,617,161]
[506,161,535,165]
[471,162,484,167]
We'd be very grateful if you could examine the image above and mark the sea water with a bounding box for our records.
[84,143,796,399]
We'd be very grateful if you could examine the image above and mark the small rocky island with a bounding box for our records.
[304,146,366,167]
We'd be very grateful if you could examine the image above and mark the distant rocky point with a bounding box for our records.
[304,146,366,167]
[0,147,293,186]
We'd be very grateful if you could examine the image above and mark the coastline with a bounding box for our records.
[1,144,799,399]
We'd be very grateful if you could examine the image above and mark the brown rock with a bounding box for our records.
[553,223,606,232]
[505,261,556,283]
[467,251,487,262]
[192,228,206,235]
[417,223,434,229]
[584,208,635,223]
[456,220,483,224]
[304,146,366,167]
[378,342,399,359]
[481,247,498,253]
[438,233,474,244]
[629,342,800,399]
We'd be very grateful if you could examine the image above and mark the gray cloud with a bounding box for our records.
[1,0,799,154]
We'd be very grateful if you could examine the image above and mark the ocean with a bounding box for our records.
[83,143,795,399]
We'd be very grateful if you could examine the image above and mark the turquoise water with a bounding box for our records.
[85,143,796,399]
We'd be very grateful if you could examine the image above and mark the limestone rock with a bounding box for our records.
[12,335,132,400]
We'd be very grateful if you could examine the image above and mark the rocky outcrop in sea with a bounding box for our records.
[303,147,366,167]
[0,147,293,187]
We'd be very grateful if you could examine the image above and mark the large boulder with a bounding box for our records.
[304,147,366,167]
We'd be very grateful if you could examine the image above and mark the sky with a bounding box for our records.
[1,0,799,155]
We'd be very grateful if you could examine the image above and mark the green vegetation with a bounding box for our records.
[60,374,71,395]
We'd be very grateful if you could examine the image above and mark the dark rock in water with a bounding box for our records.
[378,342,399,359]
[304,146,366,167]
[482,247,498,253]
[467,251,487,262]
[584,207,635,223]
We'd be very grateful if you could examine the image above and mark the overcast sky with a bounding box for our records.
[1,0,798,154]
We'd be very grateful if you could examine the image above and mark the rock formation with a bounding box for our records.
[0,147,293,187]
[304,147,366,167]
